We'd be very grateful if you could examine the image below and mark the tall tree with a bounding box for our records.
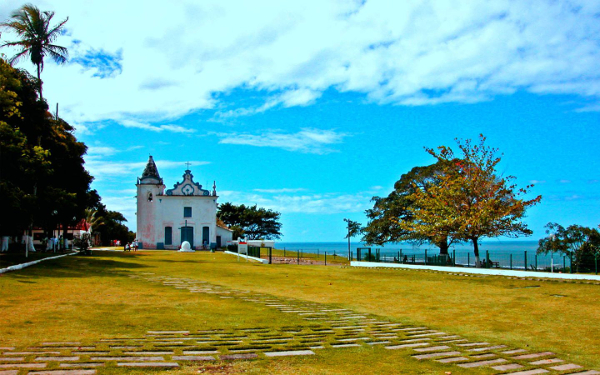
[343,218,361,260]
[1,4,68,99]
[363,161,458,256]
[404,135,541,267]
[217,202,282,240]
[0,57,96,251]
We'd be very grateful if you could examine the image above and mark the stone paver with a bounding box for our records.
[117,362,179,368]
[530,358,563,365]
[413,345,450,352]
[220,353,258,360]
[413,351,461,360]
[491,363,524,371]
[513,352,554,360]
[29,371,96,375]
[457,358,507,368]
[504,370,549,375]
[264,350,315,357]
[0,363,47,369]
[90,356,164,361]
[0,371,17,375]
[59,363,105,368]
[171,356,215,361]
[568,372,600,375]
[435,356,469,363]
[385,343,429,350]
[549,363,582,371]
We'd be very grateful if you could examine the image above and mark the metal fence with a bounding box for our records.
[354,248,600,274]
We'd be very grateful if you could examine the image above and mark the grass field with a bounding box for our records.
[0,249,598,374]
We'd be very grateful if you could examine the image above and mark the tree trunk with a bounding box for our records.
[473,238,481,267]
[37,63,43,100]
[347,237,351,260]
[438,239,449,256]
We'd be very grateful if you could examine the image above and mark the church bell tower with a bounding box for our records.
[136,156,165,248]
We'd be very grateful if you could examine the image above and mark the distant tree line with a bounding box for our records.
[217,202,282,240]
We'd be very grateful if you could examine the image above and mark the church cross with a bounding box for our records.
[185,161,191,169]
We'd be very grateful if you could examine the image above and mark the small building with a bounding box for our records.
[136,156,233,250]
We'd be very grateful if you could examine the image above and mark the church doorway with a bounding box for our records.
[181,226,194,248]
[202,226,210,248]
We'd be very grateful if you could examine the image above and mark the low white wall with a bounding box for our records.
[224,250,268,264]
[0,252,76,274]
[351,261,600,281]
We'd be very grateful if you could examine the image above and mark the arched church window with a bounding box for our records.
[148,192,153,202]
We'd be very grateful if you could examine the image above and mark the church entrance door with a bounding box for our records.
[181,226,194,248]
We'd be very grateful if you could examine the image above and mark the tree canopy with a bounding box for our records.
[362,161,457,255]
[0,57,98,242]
[403,135,541,266]
[217,202,282,240]
[1,4,69,99]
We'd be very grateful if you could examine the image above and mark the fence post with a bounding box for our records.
[425,250,428,265]
[368,248,372,262]
[284,248,286,257]
[510,254,512,270]
[325,252,327,266]
[570,252,574,273]
[524,251,527,271]
[486,250,490,268]
[453,250,456,266]
[467,253,470,267]
[534,254,537,271]
[269,247,272,264]
[297,250,299,265]
[563,256,566,272]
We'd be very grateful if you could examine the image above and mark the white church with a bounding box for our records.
[136,156,233,250]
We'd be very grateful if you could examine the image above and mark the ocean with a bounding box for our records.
[274,241,571,270]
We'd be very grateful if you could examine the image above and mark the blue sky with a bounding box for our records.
[1,1,599,241]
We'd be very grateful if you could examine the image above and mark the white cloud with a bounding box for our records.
[120,120,195,133]
[1,0,598,126]
[218,128,349,154]
[219,190,371,214]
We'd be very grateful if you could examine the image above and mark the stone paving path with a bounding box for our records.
[1,272,598,374]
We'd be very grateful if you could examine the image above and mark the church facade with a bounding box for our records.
[136,156,232,250]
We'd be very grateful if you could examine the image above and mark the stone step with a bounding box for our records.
[413,351,461,360]
[435,357,469,363]
[501,369,549,375]
[0,363,47,369]
[264,350,315,357]
[117,362,179,368]
[385,343,429,350]
[491,363,524,371]
[413,345,450,353]
[530,358,563,365]
[457,358,507,368]
[171,356,215,361]
[513,352,554,360]
[220,353,258,360]
[29,371,96,375]
[549,363,582,371]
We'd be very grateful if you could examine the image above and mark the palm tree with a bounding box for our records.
[1,4,68,100]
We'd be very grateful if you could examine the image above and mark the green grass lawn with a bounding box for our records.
[0,250,598,373]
